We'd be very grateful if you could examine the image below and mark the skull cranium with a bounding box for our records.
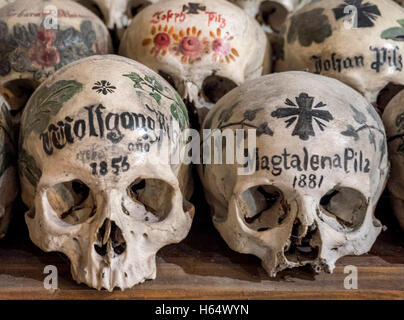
[19,55,194,290]
[199,71,388,275]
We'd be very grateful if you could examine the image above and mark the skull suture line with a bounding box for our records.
[0,0,112,123]
[0,97,18,239]
[199,71,388,276]
[18,55,194,291]
[383,89,404,230]
[119,0,270,126]
[276,0,404,104]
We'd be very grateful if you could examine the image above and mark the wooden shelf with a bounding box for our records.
[0,192,403,300]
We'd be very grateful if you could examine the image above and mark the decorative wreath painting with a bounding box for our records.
[142,24,239,64]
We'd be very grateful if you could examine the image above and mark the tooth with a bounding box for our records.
[103,219,112,245]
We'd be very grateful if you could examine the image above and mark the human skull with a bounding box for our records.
[0,0,112,122]
[228,0,311,33]
[19,55,194,290]
[119,0,270,126]
[276,0,404,104]
[199,71,388,275]
[0,96,18,239]
[382,89,404,230]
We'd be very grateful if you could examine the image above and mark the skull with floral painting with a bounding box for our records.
[0,0,112,124]
[119,0,270,126]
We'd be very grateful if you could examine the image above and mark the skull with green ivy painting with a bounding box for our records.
[19,55,194,291]
[0,0,112,125]
[276,0,404,104]
[199,72,388,276]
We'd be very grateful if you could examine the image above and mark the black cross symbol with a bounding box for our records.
[182,2,206,14]
[271,93,334,141]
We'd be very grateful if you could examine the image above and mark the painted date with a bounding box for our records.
[293,174,324,189]
[90,156,130,176]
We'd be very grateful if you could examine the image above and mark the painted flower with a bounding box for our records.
[210,28,239,63]
[172,27,209,64]
[29,45,60,69]
[142,25,173,56]
[36,27,57,46]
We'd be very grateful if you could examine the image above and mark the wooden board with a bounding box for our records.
[0,191,403,300]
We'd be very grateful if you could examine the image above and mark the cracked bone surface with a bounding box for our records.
[119,0,270,127]
[383,89,404,230]
[276,0,404,104]
[199,71,388,276]
[0,0,112,124]
[18,54,194,291]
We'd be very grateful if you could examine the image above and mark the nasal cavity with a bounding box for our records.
[94,219,127,256]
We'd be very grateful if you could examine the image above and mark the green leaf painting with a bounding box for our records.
[123,72,189,131]
[22,80,83,140]
[287,8,332,47]
[381,19,404,41]
[19,148,42,187]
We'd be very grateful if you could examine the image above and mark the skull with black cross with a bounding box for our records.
[19,55,194,290]
[199,71,388,275]
[276,0,404,104]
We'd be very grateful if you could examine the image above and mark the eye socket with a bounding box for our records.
[239,185,288,232]
[201,76,237,104]
[319,187,368,230]
[123,178,174,223]
[46,180,96,225]
[257,1,289,33]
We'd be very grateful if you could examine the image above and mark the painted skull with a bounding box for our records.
[119,0,270,126]
[382,89,404,230]
[276,0,404,104]
[18,55,194,290]
[0,96,18,239]
[199,71,388,275]
[0,0,112,122]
